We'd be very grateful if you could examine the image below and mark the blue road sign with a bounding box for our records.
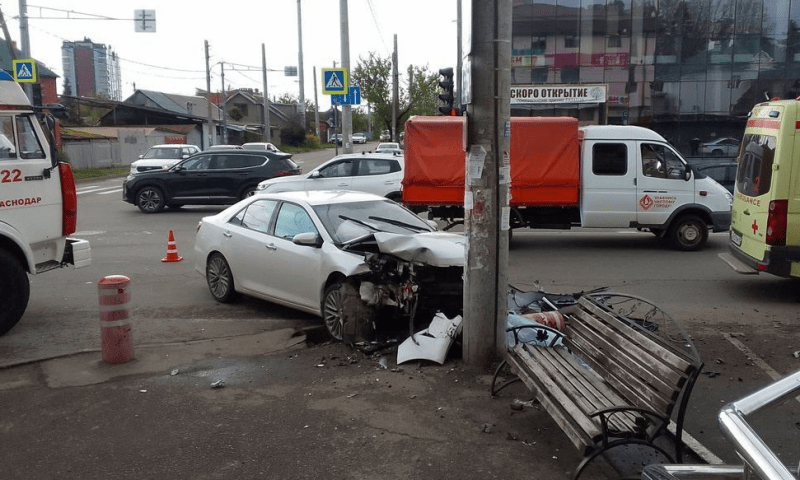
[331,86,361,106]
[12,59,36,83]
[322,68,348,95]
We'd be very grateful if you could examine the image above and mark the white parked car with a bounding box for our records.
[129,144,200,174]
[375,142,403,155]
[194,191,465,341]
[242,142,282,153]
[352,133,367,144]
[699,137,739,157]
[257,152,404,201]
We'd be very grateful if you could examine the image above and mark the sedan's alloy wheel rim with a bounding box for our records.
[208,257,230,298]
[323,289,343,340]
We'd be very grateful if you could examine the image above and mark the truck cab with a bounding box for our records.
[0,71,91,335]
[580,125,732,249]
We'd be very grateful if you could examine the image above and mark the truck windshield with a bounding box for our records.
[735,134,775,197]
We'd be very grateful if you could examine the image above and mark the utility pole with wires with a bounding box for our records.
[462,0,512,367]
[262,43,271,143]
[204,40,214,148]
[296,0,306,129]
[220,62,228,144]
[392,34,398,143]
[339,0,352,154]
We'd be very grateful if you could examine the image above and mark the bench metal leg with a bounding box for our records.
[490,360,522,397]
[574,439,676,480]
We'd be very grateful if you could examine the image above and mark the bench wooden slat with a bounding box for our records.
[508,345,598,452]
[542,346,640,434]
[551,347,641,431]
[525,345,636,435]
[570,308,687,388]
[578,297,694,373]
[567,319,675,415]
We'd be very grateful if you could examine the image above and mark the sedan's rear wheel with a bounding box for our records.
[136,186,165,213]
[206,253,237,303]
[322,282,344,341]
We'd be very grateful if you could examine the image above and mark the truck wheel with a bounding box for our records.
[668,215,708,251]
[136,186,165,213]
[0,251,30,336]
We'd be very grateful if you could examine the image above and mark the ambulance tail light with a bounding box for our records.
[58,162,78,235]
[765,200,787,247]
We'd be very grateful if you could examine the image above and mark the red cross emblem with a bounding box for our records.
[752,219,758,234]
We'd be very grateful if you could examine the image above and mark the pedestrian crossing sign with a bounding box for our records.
[12,59,36,83]
[322,68,348,95]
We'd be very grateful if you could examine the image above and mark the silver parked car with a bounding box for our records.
[194,191,464,341]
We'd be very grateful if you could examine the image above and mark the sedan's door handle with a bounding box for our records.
[266,243,277,251]
[223,231,232,238]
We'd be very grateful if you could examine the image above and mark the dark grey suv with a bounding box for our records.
[123,149,301,213]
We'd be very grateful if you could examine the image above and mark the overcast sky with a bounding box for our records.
[1,0,459,105]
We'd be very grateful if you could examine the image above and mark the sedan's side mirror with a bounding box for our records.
[310,171,322,179]
[293,232,322,247]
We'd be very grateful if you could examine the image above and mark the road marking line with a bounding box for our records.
[97,188,122,195]
[77,186,121,195]
[723,332,800,404]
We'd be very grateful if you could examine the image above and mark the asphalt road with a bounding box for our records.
[2,144,799,472]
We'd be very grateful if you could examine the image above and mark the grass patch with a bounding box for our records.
[72,167,129,180]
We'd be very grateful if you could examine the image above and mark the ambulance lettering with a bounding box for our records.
[0,196,42,208]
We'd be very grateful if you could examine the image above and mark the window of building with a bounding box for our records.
[234,103,248,117]
[564,35,578,49]
[608,35,622,48]
[531,36,547,54]
[592,143,627,176]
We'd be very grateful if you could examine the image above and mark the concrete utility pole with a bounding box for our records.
[296,0,306,129]
[392,34,398,142]
[221,62,228,144]
[204,40,214,148]
[313,66,320,138]
[462,0,512,367]
[17,0,32,100]
[339,0,352,153]
[456,0,462,111]
[262,43,271,143]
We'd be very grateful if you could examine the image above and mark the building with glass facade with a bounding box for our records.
[511,0,798,153]
[62,39,122,101]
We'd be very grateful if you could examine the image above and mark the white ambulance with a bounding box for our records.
[0,71,91,335]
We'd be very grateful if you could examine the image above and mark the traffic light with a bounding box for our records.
[437,67,455,115]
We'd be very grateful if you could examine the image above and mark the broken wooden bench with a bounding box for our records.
[491,294,703,479]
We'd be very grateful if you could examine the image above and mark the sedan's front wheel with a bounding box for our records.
[322,282,345,341]
[206,253,237,303]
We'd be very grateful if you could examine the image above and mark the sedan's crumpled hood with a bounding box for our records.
[370,231,465,267]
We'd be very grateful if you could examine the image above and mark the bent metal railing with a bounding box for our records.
[642,369,800,480]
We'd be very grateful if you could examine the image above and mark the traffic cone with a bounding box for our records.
[161,230,183,263]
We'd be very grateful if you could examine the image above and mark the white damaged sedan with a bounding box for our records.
[194,190,464,341]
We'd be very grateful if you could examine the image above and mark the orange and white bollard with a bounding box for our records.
[98,275,134,364]
[161,230,183,262]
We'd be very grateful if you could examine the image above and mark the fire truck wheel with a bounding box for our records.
[0,250,29,336]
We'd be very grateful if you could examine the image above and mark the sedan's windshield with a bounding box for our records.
[313,200,433,243]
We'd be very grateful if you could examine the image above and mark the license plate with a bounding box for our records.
[731,230,742,247]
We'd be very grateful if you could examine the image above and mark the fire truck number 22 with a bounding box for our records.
[1,169,22,182]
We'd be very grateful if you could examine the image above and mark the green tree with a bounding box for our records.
[351,52,439,137]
